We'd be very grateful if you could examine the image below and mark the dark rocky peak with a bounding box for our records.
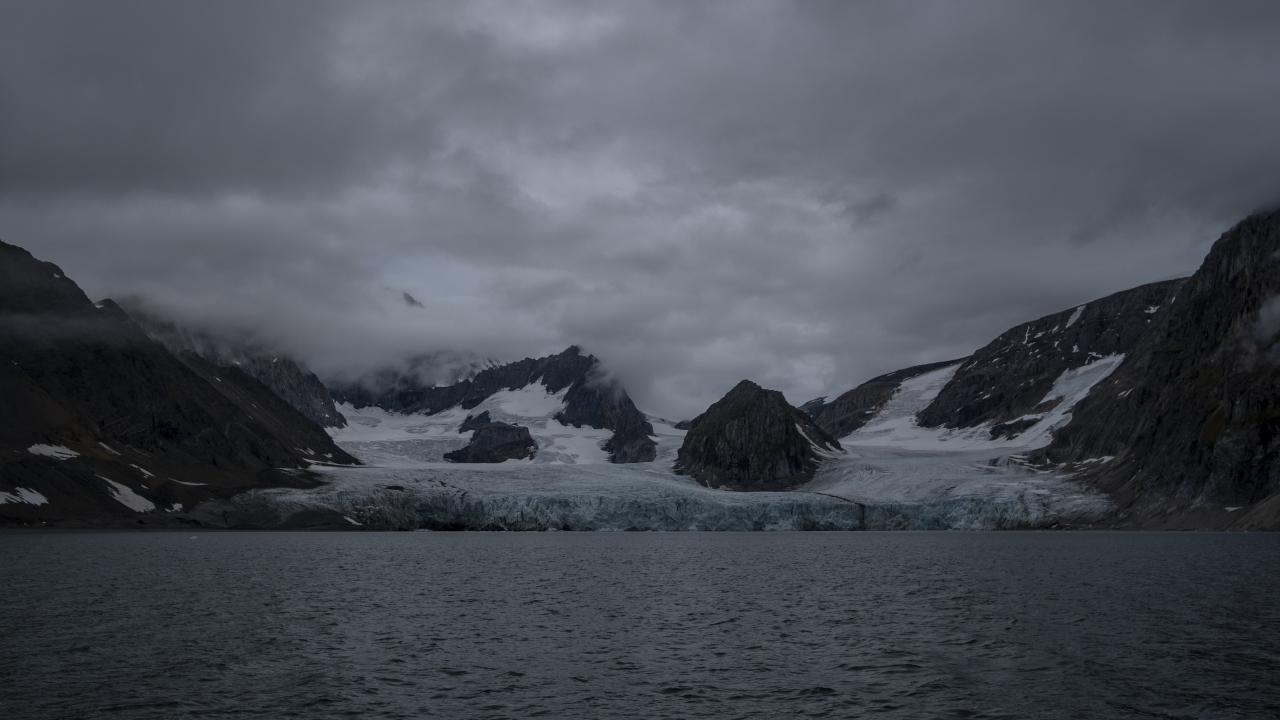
[675,380,842,490]
[1038,208,1280,528]
[459,411,492,433]
[0,239,356,527]
[0,240,95,315]
[797,397,827,417]
[917,279,1183,431]
[445,420,536,463]
[812,359,966,439]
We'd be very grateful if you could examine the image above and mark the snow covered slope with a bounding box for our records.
[330,346,657,463]
[236,363,1110,531]
[845,354,1126,453]
[803,359,1115,528]
[333,383,622,466]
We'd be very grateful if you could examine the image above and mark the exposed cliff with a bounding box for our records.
[1038,209,1280,528]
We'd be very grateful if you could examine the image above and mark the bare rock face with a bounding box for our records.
[1037,208,1280,528]
[445,421,537,463]
[459,411,492,433]
[675,380,842,490]
[810,359,965,439]
[916,279,1183,433]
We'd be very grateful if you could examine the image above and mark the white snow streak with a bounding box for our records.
[1064,305,1085,328]
[0,487,49,506]
[27,444,78,460]
[96,475,156,512]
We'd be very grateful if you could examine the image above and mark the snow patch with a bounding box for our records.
[491,384,569,418]
[129,464,155,479]
[795,423,842,459]
[98,442,121,456]
[1064,305,1085,328]
[331,384,614,467]
[0,487,49,506]
[27,444,78,460]
[97,475,156,512]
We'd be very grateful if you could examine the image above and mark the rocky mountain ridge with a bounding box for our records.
[334,346,657,463]
[0,239,357,527]
[1037,209,1280,528]
[916,279,1184,435]
[808,359,965,439]
[123,304,348,428]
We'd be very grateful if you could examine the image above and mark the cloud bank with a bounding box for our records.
[4,1,1280,417]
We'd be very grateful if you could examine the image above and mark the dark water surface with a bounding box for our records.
[2,532,1278,719]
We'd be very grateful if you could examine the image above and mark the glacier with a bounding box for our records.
[222,366,1115,530]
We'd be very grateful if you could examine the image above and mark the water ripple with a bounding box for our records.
[1,532,1278,719]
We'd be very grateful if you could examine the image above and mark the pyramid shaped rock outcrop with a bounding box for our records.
[675,380,842,490]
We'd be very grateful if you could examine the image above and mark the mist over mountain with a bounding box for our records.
[7,2,1280,420]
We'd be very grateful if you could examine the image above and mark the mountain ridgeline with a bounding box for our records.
[916,279,1183,434]
[334,346,658,464]
[5,206,1280,529]
[1038,209,1280,528]
[802,208,1280,527]
[124,304,349,428]
[806,359,965,439]
[0,240,357,527]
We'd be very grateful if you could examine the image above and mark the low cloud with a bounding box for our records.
[5,1,1280,417]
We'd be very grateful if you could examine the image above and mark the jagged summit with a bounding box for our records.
[675,379,842,490]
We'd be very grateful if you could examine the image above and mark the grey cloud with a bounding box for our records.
[4,0,1280,418]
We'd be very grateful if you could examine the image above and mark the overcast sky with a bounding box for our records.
[4,1,1280,417]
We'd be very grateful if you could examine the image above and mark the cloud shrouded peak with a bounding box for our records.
[4,0,1280,417]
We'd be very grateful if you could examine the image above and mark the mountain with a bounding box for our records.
[1038,209,1280,528]
[123,304,348,428]
[916,279,1183,436]
[328,351,497,411]
[675,380,842,490]
[334,346,657,463]
[0,239,357,527]
[809,359,966,439]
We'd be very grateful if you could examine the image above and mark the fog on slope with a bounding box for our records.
[9,2,1280,419]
